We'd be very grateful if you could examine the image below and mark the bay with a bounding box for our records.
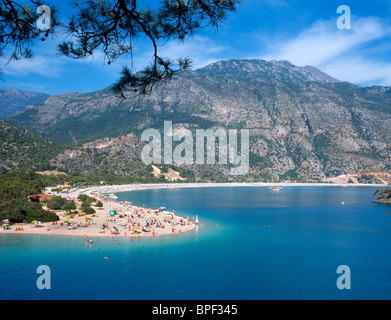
[1,186,391,300]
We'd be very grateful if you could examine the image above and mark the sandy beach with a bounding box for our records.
[1,186,196,238]
[1,181,387,238]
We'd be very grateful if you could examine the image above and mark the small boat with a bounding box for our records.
[269,178,282,192]
[195,215,199,224]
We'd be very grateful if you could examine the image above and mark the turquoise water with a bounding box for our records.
[1,186,391,300]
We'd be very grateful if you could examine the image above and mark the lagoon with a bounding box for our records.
[1,186,391,300]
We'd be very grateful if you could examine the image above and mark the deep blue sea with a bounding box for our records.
[1,186,391,300]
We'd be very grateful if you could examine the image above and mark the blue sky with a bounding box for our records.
[1,0,391,95]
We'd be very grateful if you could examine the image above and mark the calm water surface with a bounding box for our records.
[1,186,391,300]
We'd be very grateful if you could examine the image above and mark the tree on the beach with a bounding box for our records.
[95,200,104,209]
[82,206,96,215]
[78,194,95,204]
[61,201,76,213]
[0,199,59,223]
[0,0,239,95]
[0,171,59,223]
[47,195,66,210]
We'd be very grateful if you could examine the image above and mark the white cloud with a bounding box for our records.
[1,55,64,78]
[0,37,65,78]
[0,41,128,81]
[261,16,391,86]
[132,35,228,70]
[321,58,391,86]
[263,17,388,66]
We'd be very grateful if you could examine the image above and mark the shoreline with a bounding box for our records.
[1,182,387,238]
[1,186,196,238]
[82,181,389,195]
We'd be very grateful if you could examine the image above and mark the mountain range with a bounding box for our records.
[4,59,391,182]
[0,88,50,119]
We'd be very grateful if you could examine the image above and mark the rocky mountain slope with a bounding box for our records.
[49,132,228,181]
[50,133,147,176]
[0,88,50,118]
[6,59,391,181]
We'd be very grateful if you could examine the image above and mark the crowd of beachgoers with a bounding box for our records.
[1,186,195,238]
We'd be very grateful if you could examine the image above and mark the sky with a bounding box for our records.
[1,0,391,95]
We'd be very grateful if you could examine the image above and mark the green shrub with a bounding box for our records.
[61,201,76,212]
[0,200,59,223]
[95,200,103,208]
[47,196,66,210]
[83,206,96,214]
